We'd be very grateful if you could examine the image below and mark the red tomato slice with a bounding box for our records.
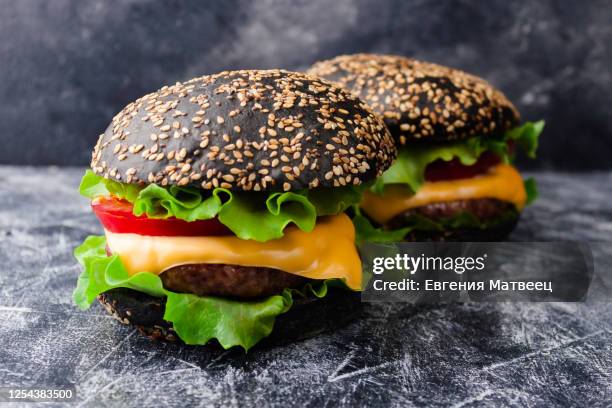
[91,197,231,236]
[424,151,501,182]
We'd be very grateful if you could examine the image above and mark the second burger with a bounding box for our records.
[309,54,544,241]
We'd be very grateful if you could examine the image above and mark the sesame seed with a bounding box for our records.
[308,53,519,144]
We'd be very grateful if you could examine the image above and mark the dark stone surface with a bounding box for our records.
[1,1,612,170]
[0,166,610,407]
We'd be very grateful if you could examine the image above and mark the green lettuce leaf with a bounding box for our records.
[79,172,141,202]
[506,121,545,159]
[74,236,335,351]
[78,170,363,242]
[372,121,545,194]
[306,185,367,216]
[524,177,539,205]
[217,191,316,241]
[133,184,226,222]
[353,214,412,244]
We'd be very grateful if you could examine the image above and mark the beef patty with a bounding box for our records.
[386,198,516,228]
[384,198,519,241]
[160,263,309,299]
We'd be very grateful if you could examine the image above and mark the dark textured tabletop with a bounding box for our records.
[0,166,610,407]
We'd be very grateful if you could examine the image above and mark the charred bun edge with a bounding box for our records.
[98,287,361,348]
[308,54,520,145]
[91,69,396,192]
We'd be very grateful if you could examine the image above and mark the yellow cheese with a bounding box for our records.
[361,163,527,224]
[105,213,362,290]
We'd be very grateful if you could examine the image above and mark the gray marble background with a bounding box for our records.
[1,0,611,169]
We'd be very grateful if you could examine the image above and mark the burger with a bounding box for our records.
[309,54,544,241]
[74,69,396,350]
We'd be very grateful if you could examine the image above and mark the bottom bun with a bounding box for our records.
[98,287,361,348]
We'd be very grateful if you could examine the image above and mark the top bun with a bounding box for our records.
[91,69,395,191]
[308,54,520,145]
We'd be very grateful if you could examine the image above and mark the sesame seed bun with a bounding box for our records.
[90,69,396,191]
[308,54,520,145]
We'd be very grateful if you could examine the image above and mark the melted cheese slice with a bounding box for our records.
[361,163,527,224]
[104,213,362,290]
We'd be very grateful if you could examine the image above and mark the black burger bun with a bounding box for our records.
[90,69,396,192]
[308,54,520,145]
[98,287,361,348]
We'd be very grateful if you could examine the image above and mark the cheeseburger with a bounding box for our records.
[74,69,395,350]
[309,54,544,241]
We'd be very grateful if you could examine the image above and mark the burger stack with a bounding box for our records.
[74,57,543,350]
